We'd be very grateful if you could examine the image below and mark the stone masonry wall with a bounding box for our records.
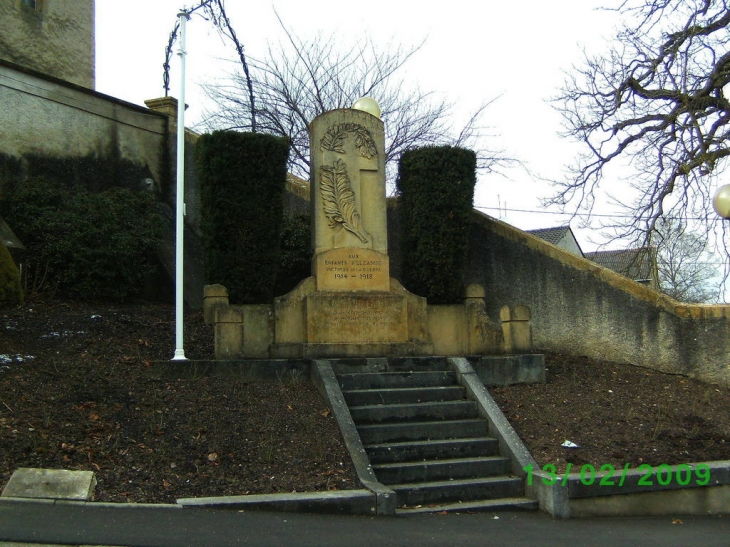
[0,0,95,89]
[0,61,167,190]
[465,211,730,387]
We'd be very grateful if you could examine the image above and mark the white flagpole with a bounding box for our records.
[172,8,189,361]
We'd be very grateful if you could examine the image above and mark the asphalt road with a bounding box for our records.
[0,501,728,547]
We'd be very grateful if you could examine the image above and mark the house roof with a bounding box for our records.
[526,225,585,257]
[585,247,656,281]
[526,226,573,246]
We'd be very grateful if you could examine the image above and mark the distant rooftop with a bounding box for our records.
[526,226,572,246]
[585,248,656,282]
[526,225,584,257]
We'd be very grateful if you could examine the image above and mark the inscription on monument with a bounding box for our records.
[315,247,390,292]
[306,293,407,344]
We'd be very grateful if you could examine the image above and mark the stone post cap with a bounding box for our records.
[204,284,229,298]
[144,97,179,118]
[465,284,486,299]
[500,304,532,322]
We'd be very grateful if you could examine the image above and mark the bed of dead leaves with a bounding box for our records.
[490,354,729,474]
[0,299,727,504]
[0,299,356,503]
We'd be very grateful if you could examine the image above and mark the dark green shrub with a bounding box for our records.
[0,243,23,307]
[197,131,290,304]
[275,214,312,296]
[396,146,477,304]
[0,178,163,301]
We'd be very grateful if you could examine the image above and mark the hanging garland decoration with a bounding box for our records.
[162,0,257,132]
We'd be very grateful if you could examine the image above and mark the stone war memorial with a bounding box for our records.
[205,100,535,361]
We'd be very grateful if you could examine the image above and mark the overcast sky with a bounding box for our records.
[95,1,625,251]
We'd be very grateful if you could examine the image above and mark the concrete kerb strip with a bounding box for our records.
[177,490,376,514]
[448,357,570,518]
[310,359,397,515]
[564,460,730,517]
[0,497,181,510]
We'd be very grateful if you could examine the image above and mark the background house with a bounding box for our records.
[527,226,660,290]
[525,225,584,257]
[585,247,660,290]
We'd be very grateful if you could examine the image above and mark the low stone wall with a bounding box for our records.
[466,211,730,387]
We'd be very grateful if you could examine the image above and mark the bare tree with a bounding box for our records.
[200,19,512,186]
[653,218,720,302]
[551,0,730,248]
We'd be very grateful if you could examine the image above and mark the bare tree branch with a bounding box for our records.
[200,19,515,187]
[551,0,730,254]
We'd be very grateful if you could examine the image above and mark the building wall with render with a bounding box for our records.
[0,0,95,89]
[0,61,167,192]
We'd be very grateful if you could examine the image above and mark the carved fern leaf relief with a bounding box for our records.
[320,159,369,243]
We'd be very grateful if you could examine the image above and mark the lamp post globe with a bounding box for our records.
[352,97,381,119]
[713,184,730,219]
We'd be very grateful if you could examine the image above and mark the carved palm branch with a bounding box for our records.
[320,159,369,243]
[321,123,377,159]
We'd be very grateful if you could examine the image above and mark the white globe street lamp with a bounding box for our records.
[713,184,730,219]
[352,97,381,119]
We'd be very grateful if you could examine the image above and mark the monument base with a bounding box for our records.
[271,342,435,359]
[204,281,528,360]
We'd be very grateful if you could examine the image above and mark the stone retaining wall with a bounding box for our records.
[465,211,730,386]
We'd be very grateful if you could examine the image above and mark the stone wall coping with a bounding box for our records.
[471,210,730,320]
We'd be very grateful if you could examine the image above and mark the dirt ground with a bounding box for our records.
[490,353,729,474]
[1,300,728,503]
[0,300,356,503]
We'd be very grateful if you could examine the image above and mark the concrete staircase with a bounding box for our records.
[333,358,538,514]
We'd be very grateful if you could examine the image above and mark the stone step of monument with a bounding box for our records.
[365,437,501,464]
[373,455,511,485]
[395,496,539,515]
[329,357,451,374]
[338,371,455,391]
[357,419,488,445]
[349,400,478,424]
[342,385,466,406]
[389,476,524,507]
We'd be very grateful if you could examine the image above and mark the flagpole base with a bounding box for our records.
[171,349,188,361]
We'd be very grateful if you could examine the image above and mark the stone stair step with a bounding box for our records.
[349,400,477,424]
[357,419,488,445]
[330,357,450,374]
[382,357,452,372]
[373,455,511,484]
[338,371,455,391]
[342,385,465,406]
[366,437,501,464]
[390,476,524,506]
[395,497,539,515]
